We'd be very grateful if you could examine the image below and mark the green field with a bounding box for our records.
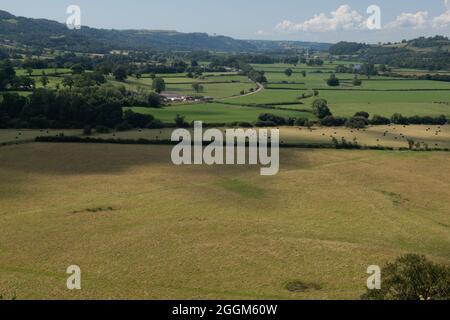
[15,68,72,76]
[0,143,449,299]
[11,63,450,122]
[126,103,313,123]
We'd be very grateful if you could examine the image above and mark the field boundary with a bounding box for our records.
[33,135,450,152]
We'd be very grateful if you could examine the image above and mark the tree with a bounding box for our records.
[352,75,362,86]
[123,110,154,128]
[26,67,33,77]
[113,66,128,81]
[174,114,189,128]
[312,99,332,119]
[361,63,377,78]
[11,76,35,90]
[391,113,408,125]
[301,71,307,77]
[147,92,162,107]
[152,77,166,94]
[95,63,113,75]
[258,113,287,125]
[192,83,204,93]
[41,75,49,87]
[294,118,309,126]
[96,102,123,128]
[71,64,84,74]
[370,115,391,125]
[320,115,347,127]
[83,126,93,135]
[284,68,293,77]
[346,116,369,129]
[407,139,415,150]
[354,111,370,119]
[362,254,450,300]
[326,74,340,87]
[0,92,27,118]
[0,59,16,90]
[72,74,94,88]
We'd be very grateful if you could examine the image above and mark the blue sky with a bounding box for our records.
[1,0,449,42]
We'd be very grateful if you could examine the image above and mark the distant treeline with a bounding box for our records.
[253,112,448,129]
[384,72,450,83]
[0,87,162,129]
[209,56,268,83]
[330,37,450,71]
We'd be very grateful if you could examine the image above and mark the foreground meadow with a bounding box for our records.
[0,143,449,299]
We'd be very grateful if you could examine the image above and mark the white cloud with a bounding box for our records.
[430,1,450,29]
[275,5,366,33]
[433,10,450,28]
[274,3,450,36]
[386,11,429,29]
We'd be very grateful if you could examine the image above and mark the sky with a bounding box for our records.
[1,0,450,43]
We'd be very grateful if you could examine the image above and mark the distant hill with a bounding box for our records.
[0,10,329,53]
[246,40,331,52]
[329,36,450,70]
[329,41,370,55]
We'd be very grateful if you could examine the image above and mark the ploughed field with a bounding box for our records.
[0,143,449,299]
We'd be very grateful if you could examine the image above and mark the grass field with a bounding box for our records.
[0,129,83,144]
[0,143,449,299]
[126,103,313,123]
[11,64,450,122]
[239,63,450,120]
[1,125,448,150]
[15,68,72,76]
[90,125,450,150]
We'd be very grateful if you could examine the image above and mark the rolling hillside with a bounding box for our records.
[329,36,450,70]
[0,10,330,53]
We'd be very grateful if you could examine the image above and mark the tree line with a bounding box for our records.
[252,99,447,129]
[0,87,163,130]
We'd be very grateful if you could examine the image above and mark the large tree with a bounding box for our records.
[362,254,450,300]
[192,83,204,93]
[0,59,16,90]
[326,74,340,87]
[312,99,332,119]
[152,77,166,94]
[284,68,293,77]
[113,66,128,81]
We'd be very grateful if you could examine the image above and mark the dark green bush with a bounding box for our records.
[362,254,450,300]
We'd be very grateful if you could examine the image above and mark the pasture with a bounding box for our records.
[244,63,450,119]
[91,125,450,150]
[0,129,82,144]
[0,143,449,299]
[1,124,448,150]
[126,103,313,124]
[12,63,450,123]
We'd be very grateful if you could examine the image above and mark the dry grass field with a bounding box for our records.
[2,125,448,150]
[93,125,450,150]
[0,143,449,299]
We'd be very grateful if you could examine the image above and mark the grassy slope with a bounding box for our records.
[0,144,449,299]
